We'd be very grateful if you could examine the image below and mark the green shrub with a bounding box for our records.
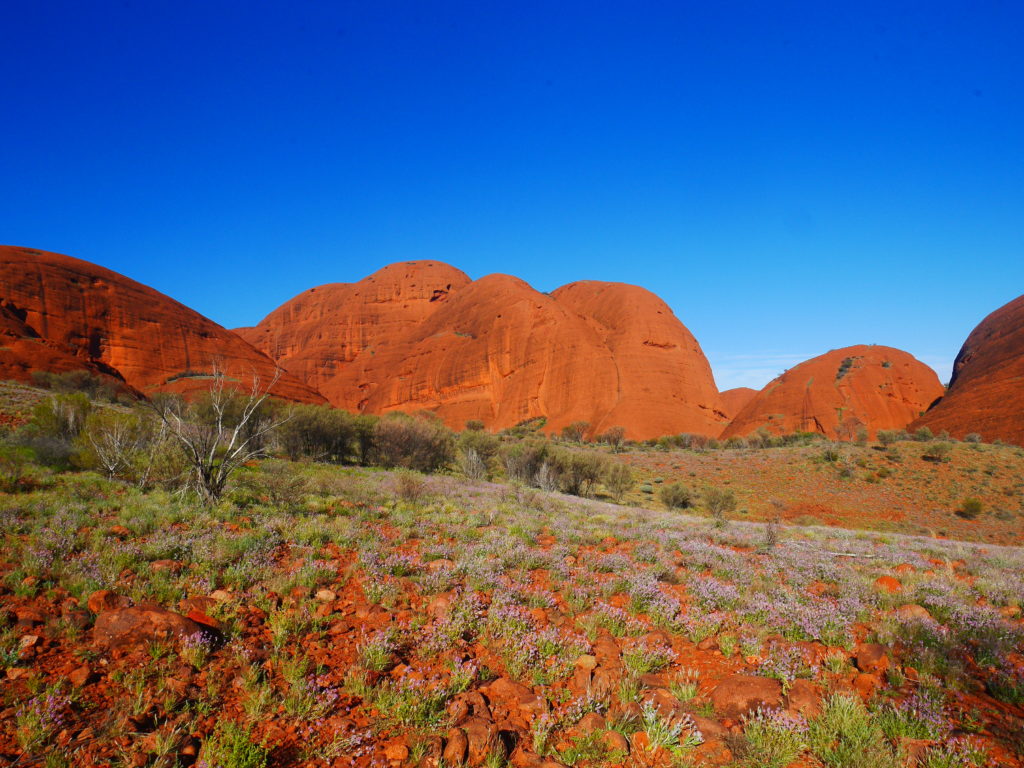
[604,462,634,501]
[956,498,984,520]
[457,429,500,480]
[371,414,454,473]
[659,482,693,509]
[922,441,953,462]
[549,449,610,497]
[276,404,358,463]
[199,721,269,768]
[560,421,590,442]
[704,486,737,523]
[914,427,934,442]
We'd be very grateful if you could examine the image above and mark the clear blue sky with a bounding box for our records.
[3,2,1022,390]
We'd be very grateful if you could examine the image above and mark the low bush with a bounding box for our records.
[660,482,693,509]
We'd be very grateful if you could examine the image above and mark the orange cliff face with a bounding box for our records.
[549,281,726,437]
[911,293,1024,445]
[235,261,472,393]
[719,387,757,420]
[721,345,943,441]
[245,264,727,439]
[0,246,324,403]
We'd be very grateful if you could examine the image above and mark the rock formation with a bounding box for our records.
[0,246,323,403]
[911,293,1024,445]
[721,345,943,440]
[719,387,757,420]
[235,261,472,393]
[242,263,726,439]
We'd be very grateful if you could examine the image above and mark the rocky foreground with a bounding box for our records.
[2,462,1023,767]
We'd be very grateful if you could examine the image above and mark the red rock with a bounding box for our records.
[709,674,783,718]
[854,643,890,674]
[853,672,882,698]
[719,387,757,420]
[874,575,902,594]
[894,563,916,575]
[895,604,932,622]
[0,246,322,404]
[93,606,203,650]
[784,679,822,718]
[486,677,535,706]
[69,665,96,687]
[911,293,1024,445]
[87,590,132,615]
[184,609,220,631]
[722,345,943,440]
[463,717,500,765]
[442,727,469,765]
[384,741,409,762]
[576,712,606,733]
[603,730,630,754]
[242,264,727,440]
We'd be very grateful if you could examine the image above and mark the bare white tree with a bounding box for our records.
[148,366,288,503]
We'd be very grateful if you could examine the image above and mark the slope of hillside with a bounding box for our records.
[0,246,323,403]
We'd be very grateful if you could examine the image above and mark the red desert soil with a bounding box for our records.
[0,246,323,404]
[912,293,1024,445]
[622,440,1024,545]
[718,387,757,421]
[241,263,727,440]
[721,345,944,441]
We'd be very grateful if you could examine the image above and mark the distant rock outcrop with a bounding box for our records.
[721,345,943,440]
[719,387,757,420]
[243,263,727,439]
[0,246,323,403]
[911,294,1024,445]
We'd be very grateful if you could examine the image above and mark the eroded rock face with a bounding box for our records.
[721,345,943,440]
[0,246,323,403]
[911,294,1024,445]
[550,281,726,438]
[236,261,472,393]
[719,387,757,420]
[244,264,726,439]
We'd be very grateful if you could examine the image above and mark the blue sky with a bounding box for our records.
[3,2,1022,390]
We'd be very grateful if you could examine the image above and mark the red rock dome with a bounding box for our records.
[911,293,1024,445]
[246,264,726,439]
[719,387,758,420]
[0,245,323,403]
[721,345,943,440]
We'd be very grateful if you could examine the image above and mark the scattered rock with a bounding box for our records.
[854,643,890,674]
[93,606,203,651]
[87,590,132,615]
[709,674,783,719]
[784,678,822,718]
[68,664,96,687]
[442,728,468,765]
[895,604,932,622]
[873,575,902,594]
